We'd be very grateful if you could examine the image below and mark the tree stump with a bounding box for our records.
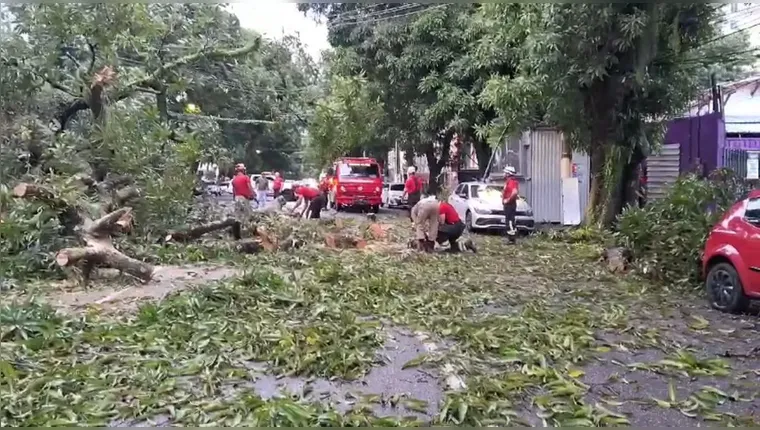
[602,247,632,273]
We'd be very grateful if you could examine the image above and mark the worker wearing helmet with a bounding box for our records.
[402,166,422,220]
[231,163,254,219]
[502,166,519,244]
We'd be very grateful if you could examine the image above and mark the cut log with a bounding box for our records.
[113,186,140,207]
[56,246,154,283]
[324,233,367,249]
[601,247,632,273]
[236,239,263,254]
[253,226,277,251]
[13,183,55,199]
[164,218,241,243]
[87,207,133,237]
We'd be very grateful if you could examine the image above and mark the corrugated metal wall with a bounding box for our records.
[647,143,681,200]
[529,129,563,223]
[722,148,748,177]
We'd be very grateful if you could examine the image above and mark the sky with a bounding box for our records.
[228,1,330,62]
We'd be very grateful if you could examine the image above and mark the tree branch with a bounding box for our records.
[169,112,275,124]
[55,37,262,132]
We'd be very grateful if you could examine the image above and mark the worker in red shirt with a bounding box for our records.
[402,166,422,220]
[292,184,325,219]
[231,163,255,219]
[272,171,284,198]
[436,200,477,253]
[502,166,519,244]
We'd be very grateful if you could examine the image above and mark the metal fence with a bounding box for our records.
[722,148,748,178]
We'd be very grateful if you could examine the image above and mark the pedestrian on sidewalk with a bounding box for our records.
[502,166,519,244]
[255,174,269,208]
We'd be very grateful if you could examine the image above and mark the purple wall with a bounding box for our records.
[663,112,723,173]
[725,137,760,151]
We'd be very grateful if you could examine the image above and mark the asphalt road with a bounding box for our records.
[209,192,407,221]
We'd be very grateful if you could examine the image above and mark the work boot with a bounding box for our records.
[425,240,436,252]
[417,239,428,251]
[463,238,477,253]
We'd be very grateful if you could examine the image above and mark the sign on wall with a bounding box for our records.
[747,152,759,180]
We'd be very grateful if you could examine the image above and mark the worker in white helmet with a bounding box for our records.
[402,166,422,220]
[502,166,519,244]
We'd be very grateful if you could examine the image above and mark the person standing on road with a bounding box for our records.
[255,174,269,208]
[231,163,255,219]
[320,168,335,210]
[273,172,284,198]
[402,166,422,220]
[437,200,477,253]
[410,196,439,252]
[292,184,325,219]
[502,166,519,244]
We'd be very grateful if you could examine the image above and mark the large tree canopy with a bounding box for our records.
[0,4,316,278]
[302,3,752,219]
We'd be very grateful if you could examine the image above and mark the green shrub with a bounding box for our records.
[615,169,751,287]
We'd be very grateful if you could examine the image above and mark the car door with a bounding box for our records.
[738,197,760,288]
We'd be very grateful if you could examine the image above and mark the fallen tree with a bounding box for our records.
[13,181,154,286]
[164,218,242,243]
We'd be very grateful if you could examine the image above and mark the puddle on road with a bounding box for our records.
[110,327,447,427]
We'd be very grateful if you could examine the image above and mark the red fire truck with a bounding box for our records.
[332,157,383,212]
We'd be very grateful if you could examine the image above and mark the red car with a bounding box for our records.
[702,189,760,313]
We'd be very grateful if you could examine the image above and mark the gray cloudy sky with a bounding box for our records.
[229,1,330,61]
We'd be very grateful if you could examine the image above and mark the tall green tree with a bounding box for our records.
[478,4,744,225]
[307,72,385,168]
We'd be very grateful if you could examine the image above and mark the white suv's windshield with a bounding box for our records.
[471,185,502,200]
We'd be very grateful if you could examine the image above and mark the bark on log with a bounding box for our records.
[236,239,263,254]
[56,246,154,283]
[13,183,55,199]
[324,233,367,249]
[164,218,241,243]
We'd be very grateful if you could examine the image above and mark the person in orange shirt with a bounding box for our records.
[502,166,519,244]
[320,168,335,210]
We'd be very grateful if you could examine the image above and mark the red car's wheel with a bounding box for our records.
[706,262,750,314]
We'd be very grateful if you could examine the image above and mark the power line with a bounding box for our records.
[330,4,428,26]
[328,4,446,29]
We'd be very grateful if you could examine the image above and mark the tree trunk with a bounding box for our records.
[473,138,492,177]
[602,146,645,226]
[164,218,242,243]
[585,145,606,225]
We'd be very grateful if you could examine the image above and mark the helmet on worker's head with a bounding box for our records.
[407,166,416,175]
[503,165,516,176]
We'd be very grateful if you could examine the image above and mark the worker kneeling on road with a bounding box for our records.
[410,196,439,252]
[292,184,325,219]
[437,200,477,253]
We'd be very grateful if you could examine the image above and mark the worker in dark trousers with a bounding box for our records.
[502,166,519,244]
[437,200,476,253]
[402,166,422,221]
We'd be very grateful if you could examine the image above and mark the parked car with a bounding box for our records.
[702,190,760,313]
[382,183,406,208]
[448,182,535,233]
